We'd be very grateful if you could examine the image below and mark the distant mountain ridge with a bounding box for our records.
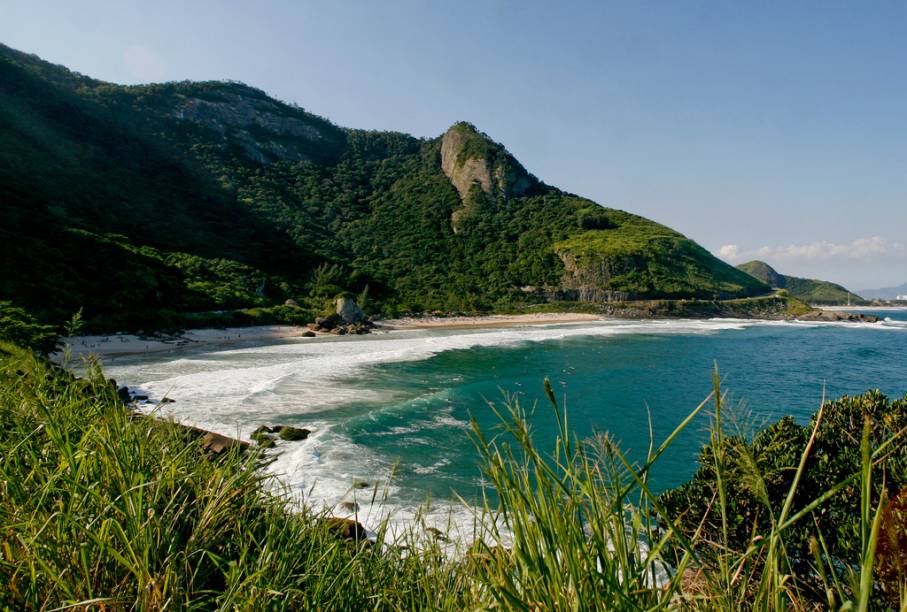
[737,261,864,305]
[0,42,769,331]
[858,283,907,300]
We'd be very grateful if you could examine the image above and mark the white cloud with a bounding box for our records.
[718,237,905,264]
[123,45,166,83]
[717,244,740,261]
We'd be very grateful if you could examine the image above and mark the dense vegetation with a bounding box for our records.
[738,260,865,305]
[0,345,902,609]
[1,43,767,335]
[661,389,907,603]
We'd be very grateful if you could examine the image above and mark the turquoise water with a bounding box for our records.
[106,311,907,534]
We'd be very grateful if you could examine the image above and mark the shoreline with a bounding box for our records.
[375,312,602,330]
[55,325,306,361]
[54,313,603,360]
[54,304,896,362]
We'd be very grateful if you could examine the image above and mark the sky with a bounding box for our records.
[3,1,906,289]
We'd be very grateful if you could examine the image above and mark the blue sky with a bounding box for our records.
[4,1,905,289]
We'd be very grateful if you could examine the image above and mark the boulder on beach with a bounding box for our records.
[335,297,365,324]
[315,316,338,331]
[301,330,316,337]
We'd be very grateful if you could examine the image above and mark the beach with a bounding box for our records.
[375,312,602,330]
[54,313,604,360]
[55,325,306,360]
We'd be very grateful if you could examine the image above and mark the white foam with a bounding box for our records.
[105,316,905,543]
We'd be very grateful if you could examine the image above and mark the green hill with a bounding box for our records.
[0,43,768,332]
[737,261,864,305]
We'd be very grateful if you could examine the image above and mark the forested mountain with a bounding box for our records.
[737,261,864,305]
[0,43,768,332]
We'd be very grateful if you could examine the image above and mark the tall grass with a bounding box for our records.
[0,343,468,609]
[467,372,905,610]
[0,342,903,609]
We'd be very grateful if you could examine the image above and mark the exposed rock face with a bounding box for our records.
[168,88,344,164]
[439,122,535,201]
[335,297,365,324]
[556,250,635,302]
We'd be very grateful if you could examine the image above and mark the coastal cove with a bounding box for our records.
[95,311,907,539]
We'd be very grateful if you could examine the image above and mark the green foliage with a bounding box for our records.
[660,389,907,601]
[0,301,59,353]
[556,211,769,299]
[0,344,470,609]
[0,341,902,608]
[738,260,865,304]
[0,42,773,334]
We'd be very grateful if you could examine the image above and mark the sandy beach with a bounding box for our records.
[375,312,602,330]
[54,325,306,361]
[53,313,604,360]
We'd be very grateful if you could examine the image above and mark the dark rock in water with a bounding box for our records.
[278,426,310,441]
[337,501,359,513]
[321,517,368,541]
[301,330,316,337]
[159,397,175,403]
[200,432,249,455]
[425,527,450,543]
[257,437,276,449]
[117,386,131,403]
[352,480,371,489]
[132,394,149,401]
[251,429,277,448]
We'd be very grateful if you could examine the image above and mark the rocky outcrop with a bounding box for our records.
[277,425,310,441]
[335,297,365,324]
[200,431,249,455]
[167,87,345,164]
[252,424,311,445]
[439,122,536,201]
[797,310,880,323]
[308,310,373,335]
[556,250,636,302]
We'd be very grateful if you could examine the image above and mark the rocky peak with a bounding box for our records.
[439,122,536,201]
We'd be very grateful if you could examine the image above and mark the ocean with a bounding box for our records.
[104,310,907,539]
